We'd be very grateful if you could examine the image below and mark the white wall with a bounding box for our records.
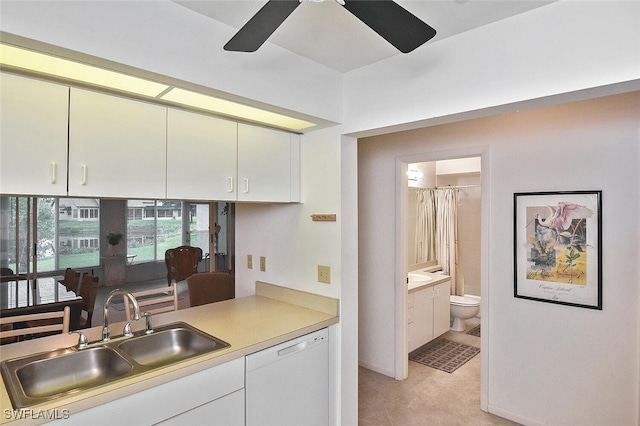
[358,92,640,425]
[343,1,640,136]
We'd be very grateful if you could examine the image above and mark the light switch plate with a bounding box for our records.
[260,256,266,272]
[247,254,253,269]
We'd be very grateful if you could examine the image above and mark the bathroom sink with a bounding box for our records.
[2,347,132,407]
[118,323,230,368]
[1,322,230,409]
[408,272,432,284]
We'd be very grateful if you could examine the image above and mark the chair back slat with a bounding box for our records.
[0,306,70,340]
[124,282,179,321]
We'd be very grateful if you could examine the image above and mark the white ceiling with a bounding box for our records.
[174,0,554,73]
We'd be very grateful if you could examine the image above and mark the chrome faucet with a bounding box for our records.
[102,289,140,342]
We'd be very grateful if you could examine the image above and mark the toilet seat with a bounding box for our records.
[450,295,480,307]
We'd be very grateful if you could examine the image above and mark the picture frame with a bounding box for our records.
[513,190,602,309]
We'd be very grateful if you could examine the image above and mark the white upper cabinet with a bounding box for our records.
[166,108,238,201]
[68,88,167,199]
[2,74,300,203]
[0,73,69,196]
[237,124,300,203]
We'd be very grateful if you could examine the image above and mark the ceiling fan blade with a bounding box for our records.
[342,0,436,53]
[224,0,301,52]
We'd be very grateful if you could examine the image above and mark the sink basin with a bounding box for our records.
[1,322,230,409]
[2,347,132,407]
[408,272,432,284]
[118,324,230,368]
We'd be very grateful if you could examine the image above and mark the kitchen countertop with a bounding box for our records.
[0,282,339,424]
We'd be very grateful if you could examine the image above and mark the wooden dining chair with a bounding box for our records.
[1,267,14,276]
[186,272,235,307]
[59,267,81,293]
[124,282,179,321]
[78,274,100,328]
[164,246,202,286]
[0,306,70,343]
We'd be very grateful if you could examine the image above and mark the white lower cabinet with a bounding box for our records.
[408,281,451,352]
[157,389,244,425]
[52,357,244,425]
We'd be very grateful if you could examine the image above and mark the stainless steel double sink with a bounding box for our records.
[1,322,230,409]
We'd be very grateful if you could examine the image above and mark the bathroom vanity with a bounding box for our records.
[407,267,451,352]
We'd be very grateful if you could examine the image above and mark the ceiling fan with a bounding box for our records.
[224,0,437,54]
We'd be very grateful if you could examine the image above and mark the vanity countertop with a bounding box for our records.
[407,268,451,292]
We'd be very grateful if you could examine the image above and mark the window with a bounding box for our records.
[0,197,100,274]
[127,200,183,263]
[1,196,233,275]
[79,208,98,219]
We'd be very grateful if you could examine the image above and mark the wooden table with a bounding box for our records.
[0,277,83,330]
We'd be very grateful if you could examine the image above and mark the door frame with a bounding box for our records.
[394,147,490,411]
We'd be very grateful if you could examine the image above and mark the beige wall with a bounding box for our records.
[358,91,640,425]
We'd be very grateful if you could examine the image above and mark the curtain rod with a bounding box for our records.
[410,184,481,190]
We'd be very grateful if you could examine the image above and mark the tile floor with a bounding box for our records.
[359,318,520,426]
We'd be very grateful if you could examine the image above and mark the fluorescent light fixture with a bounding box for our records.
[0,43,317,131]
[161,88,315,131]
[0,43,169,98]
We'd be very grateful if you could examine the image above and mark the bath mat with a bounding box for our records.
[409,339,480,373]
[466,324,481,337]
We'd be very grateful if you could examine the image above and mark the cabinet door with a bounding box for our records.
[68,88,167,198]
[51,357,245,425]
[0,73,69,196]
[412,287,434,349]
[237,124,295,202]
[407,292,415,352]
[432,282,451,338]
[157,389,244,426]
[167,109,237,201]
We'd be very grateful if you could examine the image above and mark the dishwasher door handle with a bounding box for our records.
[277,341,307,357]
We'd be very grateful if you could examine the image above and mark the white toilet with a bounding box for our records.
[450,295,480,332]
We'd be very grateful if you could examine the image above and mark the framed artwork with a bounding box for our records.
[513,190,602,309]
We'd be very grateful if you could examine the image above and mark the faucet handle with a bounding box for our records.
[144,311,153,334]
[123,321,134,337]
[74,331,89,349]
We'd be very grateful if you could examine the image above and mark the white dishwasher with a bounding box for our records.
[245,328,329,426]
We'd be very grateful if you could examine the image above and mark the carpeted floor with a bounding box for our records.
[409,339,480,373]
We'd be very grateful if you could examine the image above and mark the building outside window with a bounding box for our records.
[126,200,183,263]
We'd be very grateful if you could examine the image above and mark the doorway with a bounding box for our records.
[393,151,489,409]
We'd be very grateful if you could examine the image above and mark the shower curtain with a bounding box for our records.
[415,187,465,296]
[414,189,436,263]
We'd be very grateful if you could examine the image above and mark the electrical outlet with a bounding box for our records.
[247,254,253,269]
[260,256,266,272]
[318,265,331,284]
